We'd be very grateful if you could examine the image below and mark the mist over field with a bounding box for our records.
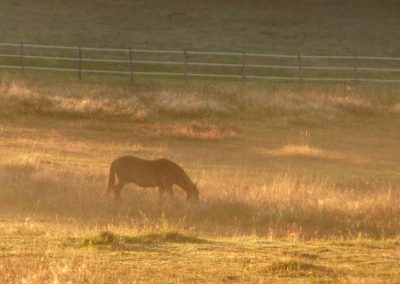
[1,1,400,283]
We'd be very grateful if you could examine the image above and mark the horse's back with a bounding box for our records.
[112,155,146,165]
[153,158,179,167]
[111,156,155,184]
[154,158,194,186]
[153,158,184,174]
[112,156,181,180]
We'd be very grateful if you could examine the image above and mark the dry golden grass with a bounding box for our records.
[2,152,398,239]
[0,79,399,238]
[1,219,399,283]
[0,78,400,282]
[167,123,240,140]
[1,78,399,122]
[1,1,400,281]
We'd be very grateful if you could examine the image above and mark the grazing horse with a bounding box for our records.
[104,155,199,201]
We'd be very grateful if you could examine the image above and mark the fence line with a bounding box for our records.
[1,53,400,73]
[1,42,400,60]
[0,42,399,83]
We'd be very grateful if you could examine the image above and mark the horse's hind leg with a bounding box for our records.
[113,182,126,199]
[103,185,114,197]
[103,187,110,197]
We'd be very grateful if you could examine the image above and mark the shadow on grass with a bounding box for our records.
[81,230,209,251]
[263,259,338,278]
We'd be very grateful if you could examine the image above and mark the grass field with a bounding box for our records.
[1,0,400,56]
[0,77,400,282]
[1,1,400,283]
[2,220,399,283]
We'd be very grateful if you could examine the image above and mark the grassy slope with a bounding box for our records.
[0,0,399,56]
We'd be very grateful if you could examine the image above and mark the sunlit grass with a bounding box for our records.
[1,79,399,122]
[1,0,400,281]
[269,144,333,158]
[0,219,399,283]
[0,78,400,282]
[0,134,399,239]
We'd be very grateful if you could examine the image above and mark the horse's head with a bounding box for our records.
[187,183,199,201]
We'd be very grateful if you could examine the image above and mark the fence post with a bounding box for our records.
[298,52,302,82]
[183,49,188,81]
[241,52,246,83]
[128,48,134,83]
[19,42,24,75]
[354,54,358,83]
[78,46,82,81]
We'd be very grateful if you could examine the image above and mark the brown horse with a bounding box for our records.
[104,155,199,201]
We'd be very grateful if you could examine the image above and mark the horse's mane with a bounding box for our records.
[178,166,195,187]
[161,159,195,188]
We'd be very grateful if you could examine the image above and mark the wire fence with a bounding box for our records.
[0,42,399,84]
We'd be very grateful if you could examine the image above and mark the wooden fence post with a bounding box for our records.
[128,48,134,83]
[183,49,188,81]
[78,46,82,81]
[354,55,358,83]
[241,52,246,83]
[298,52,302,82]
[19,42,24,75]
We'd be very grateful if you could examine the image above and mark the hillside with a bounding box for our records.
[1,0,399,56]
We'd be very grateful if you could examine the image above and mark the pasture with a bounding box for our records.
[1,0,400,282]
[0,77,399,282]
[2,0,400,56]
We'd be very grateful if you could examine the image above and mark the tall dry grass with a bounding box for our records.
[1,79,399,123]
[1,78,399,239]
[0,152,398,239]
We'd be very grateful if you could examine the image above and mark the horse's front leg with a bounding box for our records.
[158,187,166,204]
[161,176,174,200]
[158,187,165,198]
[158,186,174,202]
[166,186,174,199]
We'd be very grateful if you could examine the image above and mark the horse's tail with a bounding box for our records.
[103,162,116,196]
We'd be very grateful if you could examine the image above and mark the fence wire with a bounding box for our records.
[0,42,399,83]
